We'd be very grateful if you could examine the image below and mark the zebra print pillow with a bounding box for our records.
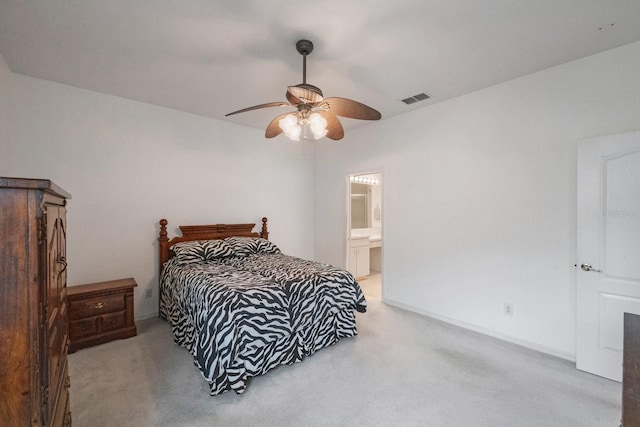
[224,237,259,257]
[254,238,281,254]
[224,237,280,257]
[172,239,234,264]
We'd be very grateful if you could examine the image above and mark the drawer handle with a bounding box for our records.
[58,256,68,276]
[90,302,106,310]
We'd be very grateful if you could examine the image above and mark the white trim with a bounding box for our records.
[136,312,160,321]
[383,298,576,362]
[346,169,385,299]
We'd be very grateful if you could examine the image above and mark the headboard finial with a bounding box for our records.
[261,217,269,240]
[159,219,170,278]
[159,219,168,240]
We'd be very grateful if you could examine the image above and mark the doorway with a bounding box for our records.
[347,172,383,301]
[576,130,640,381]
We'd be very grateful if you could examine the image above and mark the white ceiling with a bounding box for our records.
[2,0,640,134]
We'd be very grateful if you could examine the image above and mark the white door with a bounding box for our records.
[576,130,640,381]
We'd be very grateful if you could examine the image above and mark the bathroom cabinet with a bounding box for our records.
[349,237,370,279]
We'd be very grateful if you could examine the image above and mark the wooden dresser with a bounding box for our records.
[68,278,137,352]
[623,312,640,426]
[0,177,72,426]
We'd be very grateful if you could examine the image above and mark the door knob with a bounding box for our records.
[580,263,602,273]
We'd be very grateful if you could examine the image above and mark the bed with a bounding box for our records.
[157,217,367,395]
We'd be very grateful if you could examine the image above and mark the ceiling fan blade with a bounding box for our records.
[315,110,344,140]
[225,102,290,117]
[322,97,381,121]
[265,112,292,138]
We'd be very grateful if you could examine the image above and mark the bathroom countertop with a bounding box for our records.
[351,227,381,243]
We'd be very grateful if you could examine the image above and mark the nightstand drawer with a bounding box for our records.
[69,293,125,320]
[69,317,98,339]
[101,311,126,332]
[68,278,137,352]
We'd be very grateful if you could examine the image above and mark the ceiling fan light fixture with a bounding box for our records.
[278,112,328,141]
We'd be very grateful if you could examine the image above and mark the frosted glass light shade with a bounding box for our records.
[309,113,328,139]
[278,114,301,141]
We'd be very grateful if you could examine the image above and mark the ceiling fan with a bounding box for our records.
[225,40,381,141]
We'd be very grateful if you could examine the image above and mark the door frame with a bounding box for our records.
[346,170,384,299]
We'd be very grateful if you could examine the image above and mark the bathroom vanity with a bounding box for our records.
[349,228,382,279]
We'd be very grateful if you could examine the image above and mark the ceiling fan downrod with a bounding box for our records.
[296,40,313,85]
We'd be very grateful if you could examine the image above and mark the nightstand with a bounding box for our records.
[68,277,137,352]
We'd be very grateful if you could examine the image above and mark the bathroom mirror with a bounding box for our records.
[351,191,369,228]
[350,173,382,231]
[350,183,370,229]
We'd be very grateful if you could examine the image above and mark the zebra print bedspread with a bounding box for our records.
[160,253,366,395]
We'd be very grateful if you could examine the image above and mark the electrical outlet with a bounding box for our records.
[504,303,513,316]
[145,288,152,298]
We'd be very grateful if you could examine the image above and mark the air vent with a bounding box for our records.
[402,92,430,105]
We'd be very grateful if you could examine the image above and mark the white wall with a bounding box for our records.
[0,52,11,150]
[1,74,315,319]
[0,51,10,92]
[314,41,640,359]
[369,173,382,229]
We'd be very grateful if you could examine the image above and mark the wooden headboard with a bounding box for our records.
[158,217,269,275]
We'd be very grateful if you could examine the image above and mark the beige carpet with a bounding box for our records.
[68,300,621,426]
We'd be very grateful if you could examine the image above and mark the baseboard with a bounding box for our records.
[383,298,576,362]
[135,312,160,321]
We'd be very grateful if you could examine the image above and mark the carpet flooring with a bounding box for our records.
[68,300,621,427]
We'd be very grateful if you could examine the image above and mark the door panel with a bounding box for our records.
[577,131,640,381]
[605,151,640,280]
[43,203,68,423]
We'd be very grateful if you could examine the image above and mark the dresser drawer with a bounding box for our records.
[69,293,125,320]
[69,317,99,338]
[101,311,126,332]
